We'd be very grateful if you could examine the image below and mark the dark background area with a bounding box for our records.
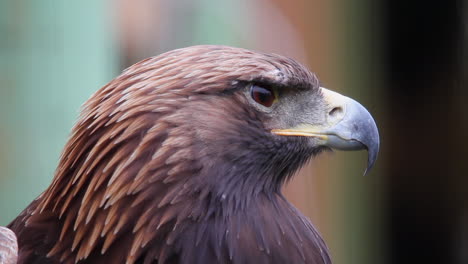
[383,0,467,263]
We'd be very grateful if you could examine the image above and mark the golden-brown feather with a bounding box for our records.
[7,45,327,264]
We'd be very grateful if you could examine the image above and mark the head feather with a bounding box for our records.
[9,45,329,264]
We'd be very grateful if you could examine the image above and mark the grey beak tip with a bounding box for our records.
[363,156,375,176]
[363,136,379,176]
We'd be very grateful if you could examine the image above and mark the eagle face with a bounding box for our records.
[6,45,379,264]
[175,45,378,188]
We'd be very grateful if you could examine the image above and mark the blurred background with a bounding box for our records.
[0,0,466,263]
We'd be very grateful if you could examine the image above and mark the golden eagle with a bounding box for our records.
[0,45,379,264]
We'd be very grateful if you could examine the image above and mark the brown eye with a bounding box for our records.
[250,85,275,107]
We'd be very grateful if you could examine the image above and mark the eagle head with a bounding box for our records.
[8,45,379,264]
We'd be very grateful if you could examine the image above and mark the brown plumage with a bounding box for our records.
[1,45,379,264]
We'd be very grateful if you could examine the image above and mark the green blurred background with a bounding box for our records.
[0,1,466,264]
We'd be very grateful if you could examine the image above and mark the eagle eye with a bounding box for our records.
[250,85,276,107]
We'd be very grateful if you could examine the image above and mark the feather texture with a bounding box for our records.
[7,45,330,263]
[0,226,18,264]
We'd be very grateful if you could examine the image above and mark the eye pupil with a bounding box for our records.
[251,85,275,107]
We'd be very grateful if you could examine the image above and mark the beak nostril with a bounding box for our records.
[329,106,343,117]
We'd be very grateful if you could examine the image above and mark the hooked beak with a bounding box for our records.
[272,88,380,175]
